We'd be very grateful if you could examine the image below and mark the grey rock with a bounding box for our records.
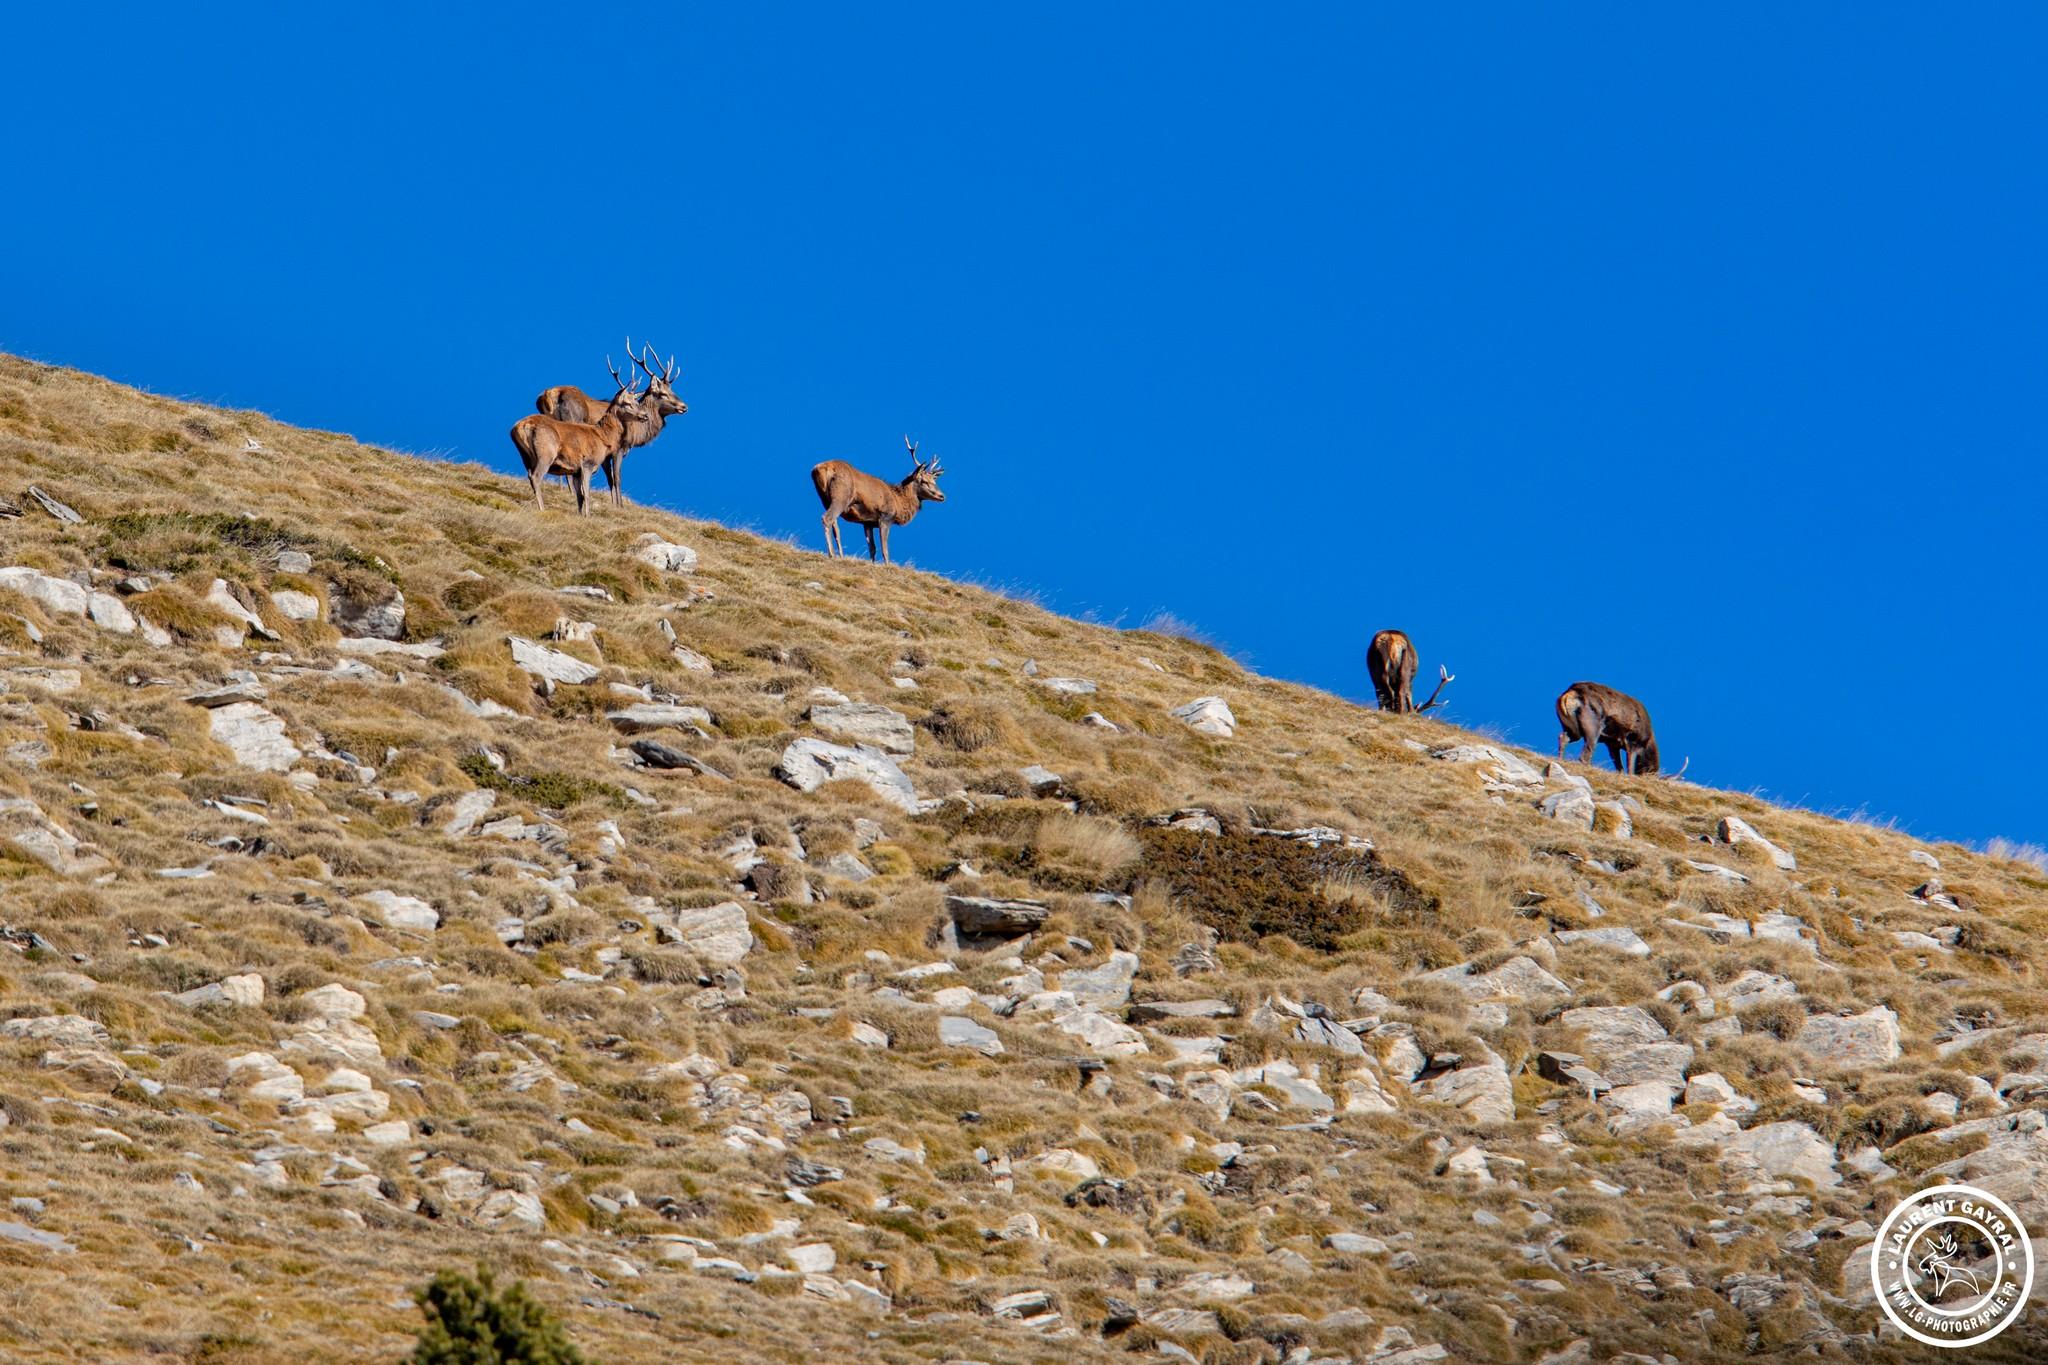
[1058,951,1138,1009]
[806,701,914,754]
[938,1016,1004,1056]
[606,702,712,733]
[507,635,599,685]
[329,585,404,640]
[632,535,698,573]
[773,738,918,812]
[1171,696,1236,737]
[946,895,1050,938]
[1796,1006,1901,1069]
[1554,926,1650,957]
[1721,1121,1838,1188]
[1538,787,1596,828]
[1717,815,1796,870]
[1128,998,1234,1023]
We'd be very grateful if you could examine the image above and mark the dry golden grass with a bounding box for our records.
[0,354,2043,1362]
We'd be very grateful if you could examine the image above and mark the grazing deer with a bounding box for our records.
[811,435,947,562]
[1367,629,1454,713]
[1555,681,1662,775]
[535,340,688,507]
[511,359,645,514]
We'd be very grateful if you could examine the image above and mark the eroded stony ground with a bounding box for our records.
[2,355,2046,1362]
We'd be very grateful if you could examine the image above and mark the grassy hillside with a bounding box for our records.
[1,353,2045,1362]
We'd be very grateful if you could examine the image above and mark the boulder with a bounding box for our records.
[773,738,918,812]
[1059,952,1138,1010]
[1037,677,1097,695]
[439,789,497,837]
[1795,1006,1901,1070]
[1427,955,1572,1004]
[330,585,404,640]
[205,579,278,640]
[946,895,1051,938]
[606,703,712,733]
[1717,816,1795,870]
[806,701,915,754]
[1559,1005,1668,1054]
[1554,926,1650,958]
[1171,696,1236,737]
[659,901,754,965]
[938,1016,1004,1057]
[356,890,440,932]
[1422,1049,1514,1125]
[1538,788,1595,828]
[208,702,302,772]
[270,589,321,622]
[0,798,111,878]
[1431,744,1545,786]
[633,535,698,573]
[1720,1121,1838,1188]
[508,636,599,685]
[0,567,88,619]
[1715,969,1799,1011]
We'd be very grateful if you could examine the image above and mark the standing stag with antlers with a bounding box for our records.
[1367,629,1454,714]
[511,357,645,515]
[534,340,688,507]
[811,435,948,562]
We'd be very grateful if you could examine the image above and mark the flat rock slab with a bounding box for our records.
[1796,1006,1901,1069]
[774,738,918,812]
[607,703,712,733]
[659,901,754,965]
[356,890,440,932]
[946,894,1050,937]
[938,1015,1004,1056]
[807,701,915,754]
[508,636,600,685]
[208,702,302,772]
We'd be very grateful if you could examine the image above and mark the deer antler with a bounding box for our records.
[903,434,919,459]
[1670,755,1691,781]
[1414,664,1456,713]
[664,352,678,383]
[632,342,661,381]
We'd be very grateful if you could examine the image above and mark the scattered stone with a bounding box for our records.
[1170,696,1236,737]
[0,798,111,878]
[1037,676,1097,695]
[24,486,81,523]
[270,589,320,622]
[329,585,404,640]
[946,895,1050,939]
[1796,1006,1901,1069]
[939,1016,1004,1056]
[633,535,698,573]
[1717,816,1796,870]
[356,890,440,932]
[1538,788,1595,828]
[773,739,918,812]
[607,703,712,734]
[806,701,914,754]
[657,902,753,965]
[508,635,600,685]
[1554,926,1650,958]
[1721,1121,1838,1188]
[440,789,497,837]
[174,974,265,1009]
[207,702,301,772]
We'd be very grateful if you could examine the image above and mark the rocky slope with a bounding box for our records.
[0,353,2045,1362]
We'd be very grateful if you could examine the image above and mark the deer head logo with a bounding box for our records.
[1916,1229,1984,1301]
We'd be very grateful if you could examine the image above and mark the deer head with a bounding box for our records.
[631,340,689,419]
[602,357,647,429]
[904,435,946,502]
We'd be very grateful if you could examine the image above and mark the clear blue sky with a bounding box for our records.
[4,6,2042,848]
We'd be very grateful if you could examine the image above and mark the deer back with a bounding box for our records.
[1368,630,1416,693]
[1559,681,1654,745]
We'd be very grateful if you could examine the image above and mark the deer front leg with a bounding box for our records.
[877,523,891,565]
[605,452,623,508]
[573,467,592,516]
[528,469,546,510]
[863,524,877,561]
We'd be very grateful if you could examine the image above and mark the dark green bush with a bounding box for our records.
[410,1264,587,1365]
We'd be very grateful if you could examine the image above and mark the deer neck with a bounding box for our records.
[889,476,925,524]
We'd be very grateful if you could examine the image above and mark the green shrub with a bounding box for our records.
[410,1264,588,1364]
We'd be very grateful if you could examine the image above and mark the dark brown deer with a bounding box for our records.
[1367,629,1454,713]
[1556,681,1661,775]
[511,359,645,514]
[811,435,947,562]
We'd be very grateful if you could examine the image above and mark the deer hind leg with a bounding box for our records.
[863,524,877,561]
[605,453,623,508]
[573,467,593,516]
[528,468,546,510]
[1578,703,1606,765]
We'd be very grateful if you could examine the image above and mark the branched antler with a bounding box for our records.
[1414,664,1456,713]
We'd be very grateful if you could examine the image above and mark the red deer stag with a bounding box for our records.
[1555,681,1666,775]
[1367,629,1454,713]
[535,340,688,507]
[811,435,947,563]
[510,359,645,515]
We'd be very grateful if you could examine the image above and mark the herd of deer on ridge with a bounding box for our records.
[513,345,1674,780]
